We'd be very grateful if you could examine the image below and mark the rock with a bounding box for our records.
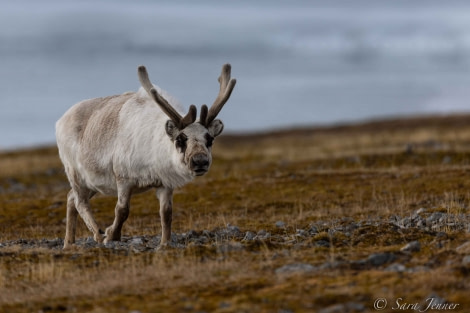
[243,231,256,241]
[255,230,271,240]
[318,261,346,270]
[147,237,161,249]
[426,212,444,225]
[462,255,470,265]
[315,240,330,248]
[416,208,427,214]
[456,242,470,254]
[84,237,97,248]
[296,229,307,237]
[275,263,316,274]
[202,230,213,238]
[129,238,144,245]
[385,263,406,272]
[401,217,412,228]
[184,230,198,239]
[275,221,286,228]
[309,225,319,234]
[401,241,421,253]
[367,253,396,266]
[409,266,430,273]
[416,219,425,228]
[191,236,209,245]
[217,224,241,238]
[104,241,117,249]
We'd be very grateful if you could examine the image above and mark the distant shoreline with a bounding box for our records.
[2,113,470,153]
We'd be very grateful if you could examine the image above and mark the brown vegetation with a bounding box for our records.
[1,115,470,312]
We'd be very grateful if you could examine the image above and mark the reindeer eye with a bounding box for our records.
[175,134,187,152]
[205,134,214,148]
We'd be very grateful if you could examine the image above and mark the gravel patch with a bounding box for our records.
[0,208,468,274]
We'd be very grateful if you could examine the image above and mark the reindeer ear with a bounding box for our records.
[165,120,179,139]
[208,119,224,138]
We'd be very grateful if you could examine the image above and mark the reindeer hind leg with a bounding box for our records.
[63,190,78,249]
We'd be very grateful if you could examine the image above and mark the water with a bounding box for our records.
[2,0,470,149]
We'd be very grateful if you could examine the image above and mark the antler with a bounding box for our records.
[138,66,196,129]
[200,64,236,127]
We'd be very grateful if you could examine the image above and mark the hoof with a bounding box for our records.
[103,226,121,243]
[94,233,105,244]
[63,243,73,250]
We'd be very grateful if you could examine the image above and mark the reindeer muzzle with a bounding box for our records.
[190,153,210,176]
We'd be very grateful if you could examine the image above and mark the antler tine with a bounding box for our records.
[199,104,208,126]
[181,104,197,129]
[203,64,237,126]
[138,65,196,129]
[137,66,154,93]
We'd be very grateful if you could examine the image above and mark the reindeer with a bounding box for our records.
[56,64,236,249]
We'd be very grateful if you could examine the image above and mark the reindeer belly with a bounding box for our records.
[83,170,119,196]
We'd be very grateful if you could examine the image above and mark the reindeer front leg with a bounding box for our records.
[156,187,173,246]
[104,181,132,243]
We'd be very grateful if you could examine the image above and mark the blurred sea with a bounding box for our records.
[2,0,470,149]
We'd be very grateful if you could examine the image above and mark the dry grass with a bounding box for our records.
[1,115,470,312]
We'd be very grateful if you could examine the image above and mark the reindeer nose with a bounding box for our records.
[191,153,209,175]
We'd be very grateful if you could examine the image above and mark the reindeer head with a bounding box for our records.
[138,64,236,176]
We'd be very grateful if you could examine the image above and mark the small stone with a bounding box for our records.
[389,215,400,224]
[221,224,241,237]
[129,238,144,245]
[409,266,430,273]
[426,212,444,225]
[185,230,198,239]
[275,263,315,274]
[438,215,448,223]
[309,225,319,234]
[243,231,256,241]
[401,241,421,253]
[385,263,407,272]
[275,221,286,228]
[367,253,396,266]
[456,242,470,254]
[416,219,425,228]
[318,261,344,270]
[315,240,330,248]
[416,208,427,214]
[296,229,307,237]
[255,229,271,240]
[401,217,411,228]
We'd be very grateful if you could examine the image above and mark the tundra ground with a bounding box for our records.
[1,115,470,313]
